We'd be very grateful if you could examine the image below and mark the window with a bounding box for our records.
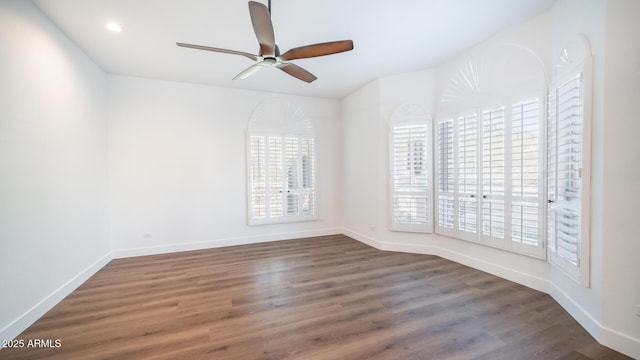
[248,134,316,224]
[389,104,431,232]
[435,99,545,258]
[435,45,547,258]
[247,100,316,225]
[546,50,592,285]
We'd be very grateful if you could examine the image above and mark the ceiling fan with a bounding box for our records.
[177,0,354,83]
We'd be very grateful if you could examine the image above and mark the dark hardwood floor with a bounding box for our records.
[0,235,630,359]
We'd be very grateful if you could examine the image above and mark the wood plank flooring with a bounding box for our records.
[0,235,630,359]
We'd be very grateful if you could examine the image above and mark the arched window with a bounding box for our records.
[246,99,316,225]
[435,43,546,258]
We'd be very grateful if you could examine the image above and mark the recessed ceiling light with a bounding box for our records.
[106,22,122,32]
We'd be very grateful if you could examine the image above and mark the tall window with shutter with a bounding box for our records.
[390,104,431,233]
[435,47,546,258]
[247,100,317,225]
[248,134,316,224]
[546,37,592,285]
[435,100,544,258]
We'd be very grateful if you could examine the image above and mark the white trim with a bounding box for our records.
[548,282,601,338]
[549,283,640,359]
[600,326,640,360]
[112,228,341,259]
[0,252,112,342]
[341,227,548,293]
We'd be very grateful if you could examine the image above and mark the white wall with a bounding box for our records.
[0,0,110,341]
[341,79,381,237]
[107,76,342,256]
[600,0,640,354]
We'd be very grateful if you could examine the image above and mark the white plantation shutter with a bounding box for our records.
[547,70,590,283]
[267,136,283,217]
[458,114,478,234]
[511,99,543,253]
[248,134,316,224]
[249,136,267,219]
[300,138,316,216]
[435,100,544,258]
[436,119,455,230]
[481,107,506,240]
[390,122,431,232]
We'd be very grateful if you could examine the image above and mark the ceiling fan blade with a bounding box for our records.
[277,63,317,83]
[177,43,259,61]
[248,1,276,56]
[280,40,354,61]
[233,62,266,80]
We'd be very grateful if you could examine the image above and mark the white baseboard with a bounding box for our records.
[342,227,640,359]
[0,252,112,342]
[600,326,640,359]
[549,283,640,359]
[341,228,549,292]
[112,228,342,259]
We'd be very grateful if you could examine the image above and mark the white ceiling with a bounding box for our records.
[33,0,556,99]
